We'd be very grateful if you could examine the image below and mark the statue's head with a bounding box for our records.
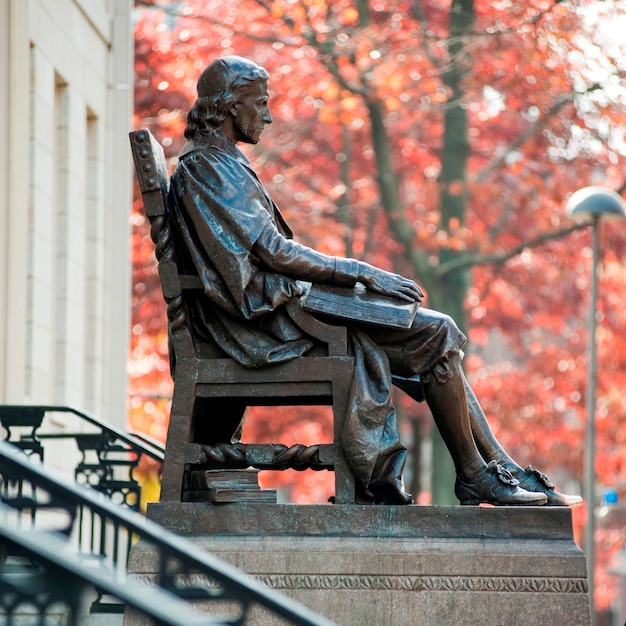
[185,56,270,140]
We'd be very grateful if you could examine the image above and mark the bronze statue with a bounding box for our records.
[167,55,581,507]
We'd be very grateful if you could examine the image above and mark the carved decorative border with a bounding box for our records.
[129,572,588,595]
[256,574,589,594]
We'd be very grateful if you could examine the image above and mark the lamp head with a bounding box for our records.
[565,186,626,224]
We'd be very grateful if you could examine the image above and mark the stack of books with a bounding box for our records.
[182,468,277,503]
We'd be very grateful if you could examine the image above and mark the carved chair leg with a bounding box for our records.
[160,383,196,502]
[331,362,356,504]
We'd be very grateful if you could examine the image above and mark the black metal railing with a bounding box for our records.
[0,440,335,626]
[0,501,218,626]
[0,404,164,512]
[0,404,165,615]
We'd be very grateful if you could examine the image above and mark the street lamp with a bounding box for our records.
[565,185,626,626]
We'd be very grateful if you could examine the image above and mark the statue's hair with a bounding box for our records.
[184,57,269,140]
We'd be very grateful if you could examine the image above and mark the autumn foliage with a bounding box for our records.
[129,0,626,614]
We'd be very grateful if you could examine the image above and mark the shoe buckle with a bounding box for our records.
[489,461,520,487]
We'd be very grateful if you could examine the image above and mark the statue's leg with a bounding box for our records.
[421,354,485,480]
[463,372,582,507]
[462,371,517,467]
[362,310,544,506]
[421,353,546,506]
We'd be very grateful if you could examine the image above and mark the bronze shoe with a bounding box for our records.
[455,461,548,506]
[515,465,583,507]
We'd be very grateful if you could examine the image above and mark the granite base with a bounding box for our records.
[126,504,590,626]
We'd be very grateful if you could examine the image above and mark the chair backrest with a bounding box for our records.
[129,129,195,359]
[129,129,169,217]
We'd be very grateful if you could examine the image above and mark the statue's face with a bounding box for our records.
[231,79,272,145]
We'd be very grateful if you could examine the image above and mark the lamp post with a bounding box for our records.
[565,186,626,625]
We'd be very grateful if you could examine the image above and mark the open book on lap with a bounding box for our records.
[300,282,419,330]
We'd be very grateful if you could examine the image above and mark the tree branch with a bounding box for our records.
[474,83,603,184]
[474,96,572,184]
[434,222,585,278]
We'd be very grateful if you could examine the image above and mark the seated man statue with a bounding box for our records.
[167,55,581,507]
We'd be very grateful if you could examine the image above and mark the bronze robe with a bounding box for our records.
[167,133,466,488]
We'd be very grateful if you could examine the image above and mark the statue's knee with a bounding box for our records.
[437,312,460,335]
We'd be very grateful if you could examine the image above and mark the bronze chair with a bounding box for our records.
[129,129,356,504]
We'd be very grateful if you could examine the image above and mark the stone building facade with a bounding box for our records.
[0,0,133,427]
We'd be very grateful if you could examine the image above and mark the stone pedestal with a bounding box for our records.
[129,504,589,626]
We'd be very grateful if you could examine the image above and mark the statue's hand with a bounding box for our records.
[359,264,424,303]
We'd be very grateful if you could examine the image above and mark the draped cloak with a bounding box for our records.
[167,133,467,488]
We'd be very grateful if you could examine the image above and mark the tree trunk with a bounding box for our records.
[429,0,475,504]
[361,0,475,504]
